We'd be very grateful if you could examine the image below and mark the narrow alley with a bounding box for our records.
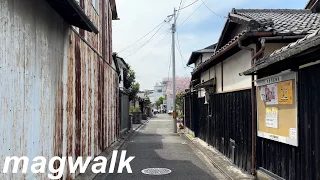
[94,114,226,180]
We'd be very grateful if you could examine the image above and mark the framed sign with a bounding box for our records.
[256,72,298,146]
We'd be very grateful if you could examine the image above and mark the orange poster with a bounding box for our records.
[278,80,293,104]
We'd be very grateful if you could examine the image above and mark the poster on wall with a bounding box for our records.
[261,83,278,105]
[265,107,278,128]
[256,72,298,147]
[278,80,293,104]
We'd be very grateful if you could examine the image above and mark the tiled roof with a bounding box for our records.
[187,44,216,65]
[241,28,320,75]
[193,30,246,72]
[234,9,320,35]
[192,9,320,75]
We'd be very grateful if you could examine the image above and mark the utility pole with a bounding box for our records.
[171,8,177,133]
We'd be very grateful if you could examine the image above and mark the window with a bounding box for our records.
[92,0,99,14]
[157,89,162,93]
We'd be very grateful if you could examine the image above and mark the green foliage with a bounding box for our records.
[123,65,140,101]
[130,105,141,113]
[176,92,184,112]
[155,97,164,108]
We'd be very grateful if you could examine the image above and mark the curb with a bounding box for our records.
[75,119,149,180]
[181,132,234,180]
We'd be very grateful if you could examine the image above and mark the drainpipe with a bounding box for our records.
[237,35,257,176]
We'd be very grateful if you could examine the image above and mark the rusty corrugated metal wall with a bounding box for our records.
[0,0,118,179]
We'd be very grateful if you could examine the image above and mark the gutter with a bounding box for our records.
[237,31,273,176]
[193,31,274,75]
[239,35,307,76]
[237,34,256,176]
[237,32,305,176]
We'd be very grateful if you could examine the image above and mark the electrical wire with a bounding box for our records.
[178,0,199,11]
[118,21,165,54]
[178,0,204,27]
[167,44,172,82]
[124,22,166,58]
[176,0,186,20]
[176,42,189,77]
[140,31,170,61]
[200,0,226,19]
[176,31,187,66]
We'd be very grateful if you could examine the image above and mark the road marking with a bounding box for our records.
[141,168,172,175]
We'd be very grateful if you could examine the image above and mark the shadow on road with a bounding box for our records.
[94,120,219,180]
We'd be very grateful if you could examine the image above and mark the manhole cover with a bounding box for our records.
[141,168,172,175]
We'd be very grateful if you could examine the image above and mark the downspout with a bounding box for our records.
[237,34,260,176]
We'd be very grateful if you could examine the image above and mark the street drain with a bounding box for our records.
[141,168,172,175]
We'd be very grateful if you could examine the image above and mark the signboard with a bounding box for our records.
[261,84,279,105]
[256,72,298,147]
[278,80,293,104]
[265,107,278,128]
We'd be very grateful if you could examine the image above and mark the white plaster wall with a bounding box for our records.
[195,56,202,67]
[202,52,213,62]
[201,66,215,83]
[119,68,124,89]
[201,70,210,83]
[264,43,289,56]
[198,88,205,97]
[216,63,222,93]
[222,45,255,92]
[223,44,255,91]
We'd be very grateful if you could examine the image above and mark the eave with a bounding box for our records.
[46,0,98,33]
[110,0,119,20]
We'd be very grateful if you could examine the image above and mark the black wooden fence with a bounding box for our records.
[257,64,320,180]
[184,89,253,173]
[209,89,253,172]
[119,91,130,135]
[184,93,192,130]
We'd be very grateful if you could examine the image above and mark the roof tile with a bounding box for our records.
[234,9,320,35]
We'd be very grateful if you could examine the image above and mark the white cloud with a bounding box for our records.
[112,0,250,90]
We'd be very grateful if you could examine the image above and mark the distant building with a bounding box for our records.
[114,54,129,91]
[165,77,190,112]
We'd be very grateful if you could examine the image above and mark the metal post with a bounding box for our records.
[172,8,177,133]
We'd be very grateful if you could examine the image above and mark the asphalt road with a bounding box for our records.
[94,114,227,180]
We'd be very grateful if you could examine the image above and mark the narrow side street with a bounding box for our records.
[94,114,226,180]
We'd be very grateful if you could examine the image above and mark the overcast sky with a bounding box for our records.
[112,0,306,90]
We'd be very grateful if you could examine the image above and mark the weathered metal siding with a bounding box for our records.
[0,0,118,179]
[0,0,68,179]
[63,30,118,179]
[257,63,320,180]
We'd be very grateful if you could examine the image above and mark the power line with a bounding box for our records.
[124,22,166,58]
[200,0,226,19]
[140,31,170,61]
[167,44,172,82]
[178,0,199,11]
[178,0,204,27]
[176,0,186,20]
[176,34,189,77]
[118,21,165,53]
[176,31,187,66]
[167,0,199,18]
